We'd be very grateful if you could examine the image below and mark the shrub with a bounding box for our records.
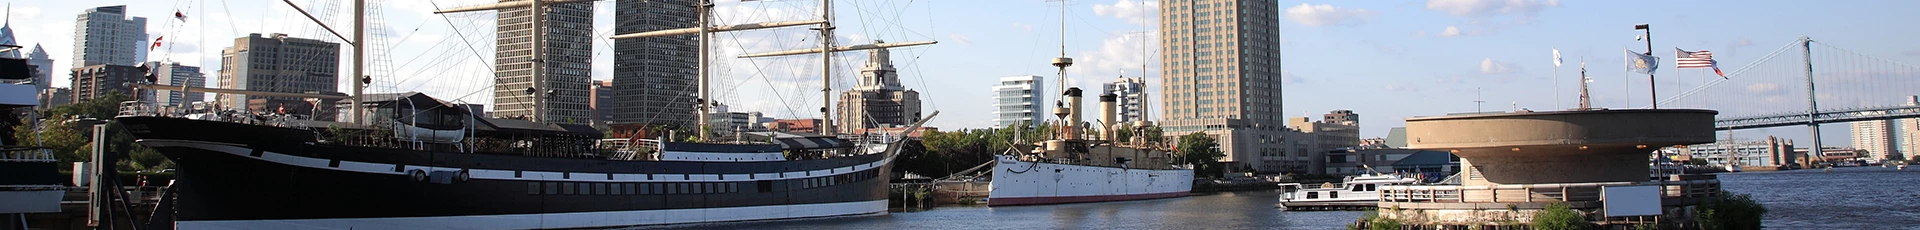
[1698,192,1767,230]
[1530,202,1588,230]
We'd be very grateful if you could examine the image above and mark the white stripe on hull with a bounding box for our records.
[987,155,1194,200]
[137,139,889,183]
[175,200,888,230]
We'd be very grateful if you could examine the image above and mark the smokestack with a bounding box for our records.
[1100,93,1117,141]
[1064,87,1084,139]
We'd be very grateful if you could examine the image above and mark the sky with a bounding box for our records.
[8,0,1920,146]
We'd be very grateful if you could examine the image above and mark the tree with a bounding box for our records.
[9,92,170,171]
[1529,202,1589,230]
[1177,132,1225,178]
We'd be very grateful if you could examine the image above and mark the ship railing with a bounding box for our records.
[1378,177,1721,204]
[0,147,56,162]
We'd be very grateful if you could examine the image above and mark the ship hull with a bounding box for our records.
[986,155,1192,206]
[119,116,893,229]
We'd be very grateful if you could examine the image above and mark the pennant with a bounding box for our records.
[175,11,188,21]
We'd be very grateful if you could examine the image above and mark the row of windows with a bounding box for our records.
[520,170,884,196]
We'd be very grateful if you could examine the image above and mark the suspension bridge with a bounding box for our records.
[1654,36,1920,157]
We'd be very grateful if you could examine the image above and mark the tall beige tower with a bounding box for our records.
[1158,0,1295,173]
[1902,95,1920,161]
[835,46,922,134]
[1852,120,1897,161]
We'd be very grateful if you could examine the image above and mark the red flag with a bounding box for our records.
[174,11,187,21]
[150,36,165,50]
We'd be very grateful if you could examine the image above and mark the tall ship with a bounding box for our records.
[113,0,934,229]
[985,1,1192,205]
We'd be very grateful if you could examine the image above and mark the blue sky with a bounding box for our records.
[8,0,1919,145]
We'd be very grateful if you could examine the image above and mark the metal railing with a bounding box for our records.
[1380,179,1720,204]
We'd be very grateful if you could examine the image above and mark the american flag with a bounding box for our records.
[1675,48,1725,78]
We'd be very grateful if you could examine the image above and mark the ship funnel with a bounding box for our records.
[1063,88,1083,139]
[1099,93,1117,141]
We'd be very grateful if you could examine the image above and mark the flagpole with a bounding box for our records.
[1554,49,1562,110]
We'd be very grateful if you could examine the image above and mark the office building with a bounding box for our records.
[993,75,1046,128]
[494,1,594,124]
[836,47,922,134]
[143,61,205,106]
[1324,110,1358,126]
[1290,116,1359,173]
[590,79,613,125]
[1687,136,1797,168]
[69,64,142,103]
[610,0,698,127]
[1902,96,1920,161]
[24,44,53,91]
[218,33,340,112]
[39,87,71,109]
[1158,0,1290,172]
[1102,77,1148,124]
[74,5,148,68]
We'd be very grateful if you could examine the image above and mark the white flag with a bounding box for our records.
[1552,49,1563,67]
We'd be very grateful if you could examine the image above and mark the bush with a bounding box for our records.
[1530,202,1588,230]
[1349,210,1403,230]
[1698,192,1767,230]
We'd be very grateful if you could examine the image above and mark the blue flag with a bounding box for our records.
[1626,49,1659,74]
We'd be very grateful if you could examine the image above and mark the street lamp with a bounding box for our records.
[1634,24,1656,109]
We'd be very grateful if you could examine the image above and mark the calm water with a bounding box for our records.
[1719,166,1920,229]
[651,167,1920,229]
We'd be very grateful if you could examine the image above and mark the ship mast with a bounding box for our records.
[351,0,365,124]
[436,0,592,123]
[697,0,712,141]
[818,0,836,136]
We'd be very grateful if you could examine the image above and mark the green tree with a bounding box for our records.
[1529,202,1589,230]
[1177,132,1225,178]
[9,92,169,171]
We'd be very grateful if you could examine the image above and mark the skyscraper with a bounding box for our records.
[1902,96,1920,161]
[0,18,18,59]
[491,2,594,124]
[590,79,613,126]
[611,0,699,127]
[73,5,148,68]
[1159,0,1295,172]
[993,75,1046,128]
[1852,120,1898,161]
[25,44,53,91]
[143,61,205,106]
[836,47,923,134]
[218,33,339,112]
[1102,77,1147,124]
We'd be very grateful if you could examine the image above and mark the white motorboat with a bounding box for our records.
[1274,173,1418,211]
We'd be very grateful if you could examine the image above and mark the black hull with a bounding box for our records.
[119,116,892,228]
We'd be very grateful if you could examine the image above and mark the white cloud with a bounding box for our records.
[1439,26,1462,37]
[1425,0,1560,18]
[1479,58,1515,74]
[947,33,972,45]
[1067,33,1158,92]
[1283,3,1375,27]
[1091,0,1157,26]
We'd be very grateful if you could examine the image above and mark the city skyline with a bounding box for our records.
[7,0,1920,144]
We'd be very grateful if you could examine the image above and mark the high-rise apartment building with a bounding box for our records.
[1901,96,1920,161]
[1852,120,1898,162]
[69,64,142,103]
[74,5,148,68]
[611,0,699,127]
[142,61,205,106]
[218,33,340,111]
[1158,0,1293,172]
[993,75,1046,128]
[1102,77,1148,124]
[836,47,923,134]
[494,2,594,124]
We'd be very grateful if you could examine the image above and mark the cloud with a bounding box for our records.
[1283,3,1376,27]
[1067,33,1158,89]
[1357,40,1403,55]
[1092,0,1158,26]
[1479,58,1516,74]
[1906,50,1920,57]
[1438,26,1463,37]
[1746,83,1782,95]
[947,33,972,45]
[1281,71,1306,84]
[1425,0,1560,18]
[1011,23,1035,33]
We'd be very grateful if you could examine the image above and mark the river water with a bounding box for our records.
[666,166,1919,229]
